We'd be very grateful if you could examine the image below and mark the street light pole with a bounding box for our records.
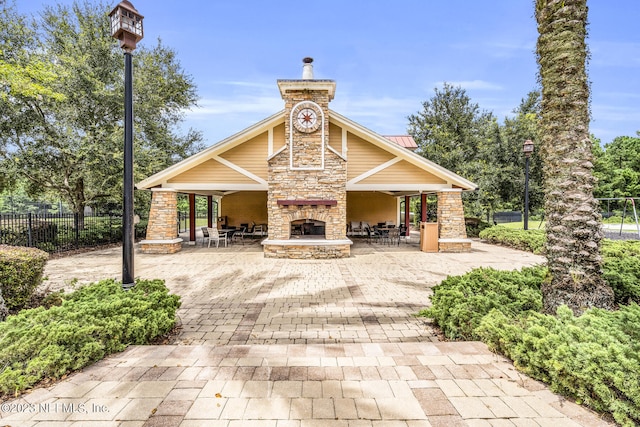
[523,139,534,231]
[122,49,134,289]
[109,1,144,290]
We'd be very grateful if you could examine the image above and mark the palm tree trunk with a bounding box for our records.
[535,0,614,315]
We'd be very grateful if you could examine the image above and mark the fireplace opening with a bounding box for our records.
[290,219,326,238]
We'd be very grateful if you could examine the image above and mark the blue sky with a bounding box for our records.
[17,1,640,147]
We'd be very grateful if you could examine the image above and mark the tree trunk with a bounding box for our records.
[535,0,614,315]
[65,177,86,231]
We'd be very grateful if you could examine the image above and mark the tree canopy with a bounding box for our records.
[593,133,640,200]
[408,84,544,219]
[0,0,203,217]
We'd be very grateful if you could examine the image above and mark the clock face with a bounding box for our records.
[292,103,321,133]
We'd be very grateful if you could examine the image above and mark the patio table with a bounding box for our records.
[219,228,236,243]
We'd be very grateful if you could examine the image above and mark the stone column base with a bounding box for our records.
[262,239,352,259]
[140,238,183,254]
[438,238,472,253]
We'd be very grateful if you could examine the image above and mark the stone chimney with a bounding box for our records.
[302,57,314,79]
[265,58,350,258]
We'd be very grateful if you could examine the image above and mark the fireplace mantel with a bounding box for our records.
[277,199,337,207]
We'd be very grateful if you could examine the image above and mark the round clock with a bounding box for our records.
[292,103,321,133]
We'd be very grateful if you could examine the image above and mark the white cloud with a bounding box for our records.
[186,96,282,117]
[591,42,640,67]
[596,91,640,100]
[592,104,640,122]
[449,40,535,59]
[435,80,504,91]
[331,95,421,135]
[212,81,276,90]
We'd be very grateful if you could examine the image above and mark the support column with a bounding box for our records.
[188,193,196,245]
[437,189,471,252]
[421,193,427,222]
[207,195,213,228]
[404,195,411,231]
[140,188,182,254]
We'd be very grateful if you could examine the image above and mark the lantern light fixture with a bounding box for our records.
[109,0,144,51]
[523,139,534,156]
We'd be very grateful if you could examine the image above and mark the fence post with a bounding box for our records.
[27,213,33,247]
[74,212,80,248]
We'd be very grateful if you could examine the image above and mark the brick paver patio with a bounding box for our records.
[0,238,613,426]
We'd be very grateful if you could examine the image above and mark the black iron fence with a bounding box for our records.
[493,211,523,224]
[177,211,210,233]
[0,213,147,253]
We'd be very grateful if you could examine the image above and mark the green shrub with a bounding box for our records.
[601,240,640,305]
[478,227,640,304]
[417,267,545,340]
[477,305,640,427]
[420,230,640,424]
[465,220,492,238]
[0,278,180,397]
[602,215,623,224]
[479,226,546,254]
[0,291,7,321]
[0,245,49,312]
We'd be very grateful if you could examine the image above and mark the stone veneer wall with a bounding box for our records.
[267,89,347,243]
[263,243,351,259]
[140,189,182,254]
[437,189,471,253]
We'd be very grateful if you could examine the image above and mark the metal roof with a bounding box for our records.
[384,135,418,150]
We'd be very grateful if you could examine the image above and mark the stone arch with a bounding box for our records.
[285,207,331,223]
[281,206,336,238]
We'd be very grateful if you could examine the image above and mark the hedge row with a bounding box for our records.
[421,227,640,425]
[0,245,49,313]
[419,266,640,425]
[477,305,640,426]
[478,226,546,254]
[417,267,545,340]
[478,226,640,305]
[0,279,180,397]
[601,240,640,305]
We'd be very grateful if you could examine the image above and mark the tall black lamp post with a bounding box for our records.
[109,1,143,289]
[523,139,534,230]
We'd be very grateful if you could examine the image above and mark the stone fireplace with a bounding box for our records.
[261,58,352,259]
[291,219,326,238]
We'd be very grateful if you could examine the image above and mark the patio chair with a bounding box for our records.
[200,227,209,245]
[233,226,246,245]
[252,224,265,237]
[361,222,371,236]
[350,221,363,236]
[365,225,381,244]
[399,225,410,244]
[387,227,400,245]
[207,227,228,248]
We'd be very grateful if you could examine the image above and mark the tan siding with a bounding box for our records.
[360,160,447,185]
[346,133,395,180]
[220,132,269,179]
[273,122,286,151]
[328,122,342,150]
[220,191,268,228]
[167,159,256,184]
[347,192,397,226]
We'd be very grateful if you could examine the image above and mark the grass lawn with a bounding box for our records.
[495,220,634,230]
[495,221,545,229]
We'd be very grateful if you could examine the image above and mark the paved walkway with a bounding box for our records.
[0,239,613,426]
